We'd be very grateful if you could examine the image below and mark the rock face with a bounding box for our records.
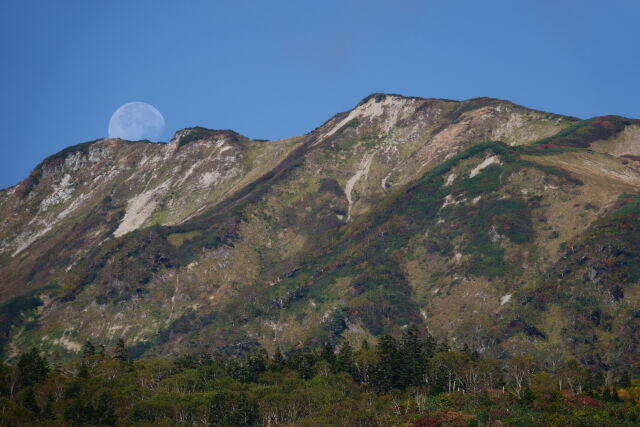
[1,94,639,375]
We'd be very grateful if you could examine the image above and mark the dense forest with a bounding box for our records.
[1,325,639,426]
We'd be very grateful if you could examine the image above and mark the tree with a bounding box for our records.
[429,351,470,393]
[335,341,356,376]
[372,334,400,391]
[209,391,259,426]
[18,348,49,388]
[41,394,54,420]
[399,325,427,388]
[507,355,538,398]
[113,339,129,362]
[529,372,562,411]
[22,388,39,416]
[559,359,589,395]
[64,398,94,425]
[321,342,336,367]
[354,343,377,385]
[78,363,89,378]
[461,358,501,392]
[246,347,268,382]
[619,370,631,388]
[288,348,316,380]
[423,330,437,359]
[81,341,96,356]
[436,338,450,353]
[270,348,285,371]
[94,391,116,426]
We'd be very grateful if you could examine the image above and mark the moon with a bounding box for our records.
[108,102,165,141]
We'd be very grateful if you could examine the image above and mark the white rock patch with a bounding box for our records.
[321,96,416,141]
[113,181,170,237]
[200,171,223,188]
[41,174,74,210]
[345,153,374,221]
[12,225,52,256]
[500,294,512,305]
[53,336,82,352]
[444,173,457,186]
[469,155,501,178]
[381,171,393,191]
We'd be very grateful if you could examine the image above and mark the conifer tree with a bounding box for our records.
[335,341,356,376]
[22,387,40,416]
[41,395,54,420]
[113,339,129,362]
[17,348,49,387]
[373,334,400,391]
[399,325,426,388]
[82,340,96,356]
[246,347,268,381]
[321,342,336,366]
[436,338,450,353]
[271,348,285,371]
[619,370,631,388]
[94,391,116,426]
[423,330,437,359]
[78,363,90,378]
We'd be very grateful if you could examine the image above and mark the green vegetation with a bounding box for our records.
[2,327,639,426]
[517,116,633,155]
[0,284,58,354]
[177,128,207,148]
[346,118,360,128]
[5,93,640,414]
[510,193,640,373]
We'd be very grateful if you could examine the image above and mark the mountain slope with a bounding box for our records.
[1,94,639,376]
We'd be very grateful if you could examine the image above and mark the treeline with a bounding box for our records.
[1,325,639,426]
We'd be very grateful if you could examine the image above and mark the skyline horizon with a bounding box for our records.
[2,1,639,189]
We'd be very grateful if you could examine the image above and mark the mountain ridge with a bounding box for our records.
[1,93,639,378]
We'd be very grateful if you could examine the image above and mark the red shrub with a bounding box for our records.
[413,416,442,427]
[575,396,602,408]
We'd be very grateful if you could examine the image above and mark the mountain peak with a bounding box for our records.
[1,94,640,373]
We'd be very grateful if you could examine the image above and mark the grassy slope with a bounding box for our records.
[2,95,639,377]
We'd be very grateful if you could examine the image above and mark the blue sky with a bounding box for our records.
[1,0,639,189]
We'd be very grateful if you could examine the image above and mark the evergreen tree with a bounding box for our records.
[436,338,450,353]
[399,325,426,388]
[246,347,268,381]
[423,330,437,359]
[335,341,356,376]
[462,343,472,356]
[78,362,90,378]
[82,340,96,356]
[113,338,129,362]
[94,391,116,426]
[321,342,336,366]
[520,385,535,405]
[619,370,631,388]
[22,387,40,416]
[270,348,285,371]
[18,348,49,387]
[198,351,213,366]
[289,348,316,379]
[209,391,258,426]
[373,334,400,391]
[64,398,94,425]
[41,394,54,420]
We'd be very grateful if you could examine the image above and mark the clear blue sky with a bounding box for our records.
[1,0,639,189]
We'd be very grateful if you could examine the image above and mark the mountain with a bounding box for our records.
[1,94,639,377]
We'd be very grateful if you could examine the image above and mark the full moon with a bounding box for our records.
[108,102,165,141]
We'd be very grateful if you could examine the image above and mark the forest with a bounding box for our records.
[1,325,639,426]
